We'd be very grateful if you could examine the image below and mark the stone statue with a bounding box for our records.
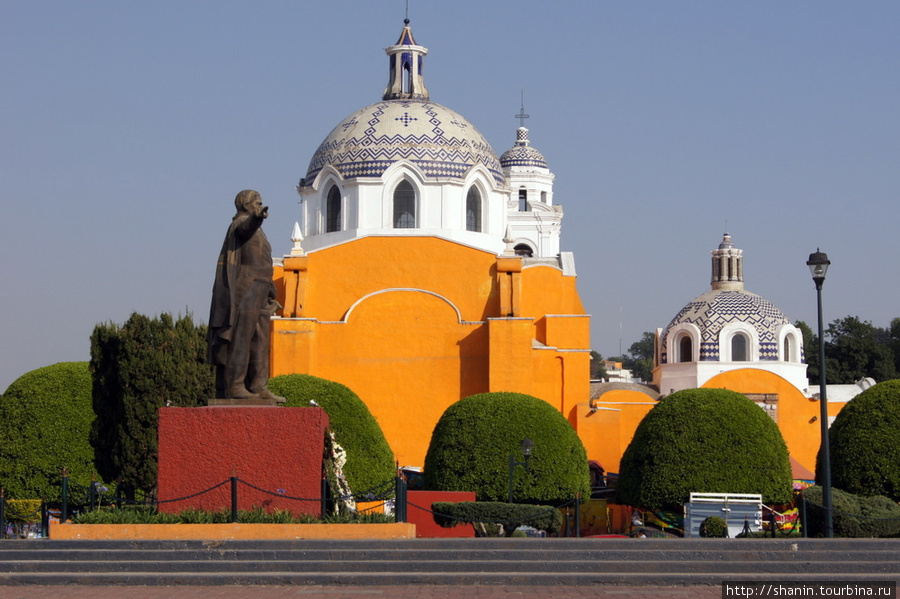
[207,190,285,403]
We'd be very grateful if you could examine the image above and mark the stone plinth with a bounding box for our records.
[157,406,328,516]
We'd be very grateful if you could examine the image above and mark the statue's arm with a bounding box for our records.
[232,213,264,241]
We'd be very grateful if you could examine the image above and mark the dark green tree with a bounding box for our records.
[626,331,655,382]
[422,392,591,504]
[267,374,395,495]
[0,363,94,500]
[617,388,793,511]
[90,312,214,496]
[888,318,900,376]
[589,350,608,380]
[795,320,819,382]
[608,332,655,382]
[822,379,900,501]
[825,317,896,383]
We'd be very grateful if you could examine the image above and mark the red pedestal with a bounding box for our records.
[407,490,476,537]
[157,406,328,516]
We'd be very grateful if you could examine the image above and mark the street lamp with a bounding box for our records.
[508,438,534,503]
[807,248,833,538]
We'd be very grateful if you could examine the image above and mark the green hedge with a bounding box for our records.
[422,392,591,504]
[803,485,900,538]
[699,516,728,538]
[823,379,900,501]
[617,388,793,511]
[268,374,395,496]
[71,506,393,525]
[0,362,95,500]
[431,501,562,537]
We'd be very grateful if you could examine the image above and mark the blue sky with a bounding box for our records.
[2,1,898,391]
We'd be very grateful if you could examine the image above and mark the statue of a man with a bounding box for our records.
[207,190,284,402]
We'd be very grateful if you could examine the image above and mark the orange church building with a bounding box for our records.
[270,20,590,467]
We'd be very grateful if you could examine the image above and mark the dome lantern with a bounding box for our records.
[383,19,429,101]
[711,232,743,291]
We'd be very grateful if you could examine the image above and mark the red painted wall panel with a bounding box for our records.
[157,406,328,516]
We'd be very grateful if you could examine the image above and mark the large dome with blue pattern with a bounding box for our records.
[662,289,791,362]
[304,100,504,186]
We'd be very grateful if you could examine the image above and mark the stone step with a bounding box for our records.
[1,538,898,586]
[3,558,899,575]
[1,571,898,587]
[1,547,897,562]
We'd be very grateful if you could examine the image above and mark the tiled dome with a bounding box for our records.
[662,289,791,362]
[304,100,504,185]
[500,127,548,169]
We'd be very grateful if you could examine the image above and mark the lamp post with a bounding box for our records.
[807,248,833,538]
[508,438,534,503]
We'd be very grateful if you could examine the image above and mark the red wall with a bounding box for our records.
[157,406,328,516]
[407,490,476,538]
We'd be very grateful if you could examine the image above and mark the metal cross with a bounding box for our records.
[515,90,530,127]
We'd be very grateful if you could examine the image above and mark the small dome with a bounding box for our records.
[500,127,548,169]
[304,100,504,185]
[662,288,792,362]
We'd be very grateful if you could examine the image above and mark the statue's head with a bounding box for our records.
[234,189,261,213]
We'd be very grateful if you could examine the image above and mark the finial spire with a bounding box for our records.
[290,222,305,256]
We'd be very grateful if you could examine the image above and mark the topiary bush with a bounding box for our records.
[803,485,900,538]
[268,374,395,497]
[422,392,591,504]
[617,388,793,511]
[0,362,95,500]
[821,379,900,501]
[699,516,728,538]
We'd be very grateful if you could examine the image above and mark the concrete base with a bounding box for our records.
[157,406,328,516]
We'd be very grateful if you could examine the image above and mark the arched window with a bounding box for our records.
[518,189,528,212]
[466,187,482,232]
[514,244,533,257]
[731,333,748,362]
[393,180,416,228]
[326,184,341,233]
[678,335,693,363]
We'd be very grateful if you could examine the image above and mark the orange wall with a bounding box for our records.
[577,390,657,474]
[272,237,590,468]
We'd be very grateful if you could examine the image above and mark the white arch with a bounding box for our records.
[343,288,468,324]
[776,323,803,363]
[719,321,759,362]
[665,322,702,363]
[380,161,427,229]
[307,164,346,191]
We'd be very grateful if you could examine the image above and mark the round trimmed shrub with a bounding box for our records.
[803,485,900,538]
[822,379,900,501]
[699,516,728,538]
[0,362,95,500]
[617,388,793,511]
[422,392,591,504]
[268,374,395,496]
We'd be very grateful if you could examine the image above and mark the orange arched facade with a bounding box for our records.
[572,369,848,478]
[271,236,590,467]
